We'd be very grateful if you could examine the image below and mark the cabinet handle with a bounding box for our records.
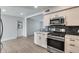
[70,39,75,41]
[70,44,75,47]
[70,52,72,53]
[39,36,41,39]
[43,34,45,35]
[76,39,79,41]
[65,20,67,25]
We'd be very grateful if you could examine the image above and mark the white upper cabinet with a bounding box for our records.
[43,7,79,26]
[43,14,51,27]
[64,7,79,26]
[50,7,79,26]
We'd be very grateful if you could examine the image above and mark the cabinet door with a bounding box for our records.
[41,33,47,48]
[43,14,51,27]
[65,7,79,26]
[65,35,79,53]
[34,33,41,46]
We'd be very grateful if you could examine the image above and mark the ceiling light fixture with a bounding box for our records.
[2,9,6,12]
[20,13,23,15]
[34,6,38,8]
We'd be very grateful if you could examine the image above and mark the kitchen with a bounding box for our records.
[0,6,79,53]
[34,6,79,53]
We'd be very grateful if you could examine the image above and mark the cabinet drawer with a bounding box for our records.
[65,46,79,53]
[65,38,76,45]
[65,42,79,53]
[65,49,76,53]
[65,44,76,53]
[66,38,79,47]
[65,35,79,53]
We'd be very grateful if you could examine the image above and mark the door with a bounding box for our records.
[47,38,64,51]
[17,21,23,37]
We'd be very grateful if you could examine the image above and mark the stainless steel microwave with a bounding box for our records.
[50,17,64,25]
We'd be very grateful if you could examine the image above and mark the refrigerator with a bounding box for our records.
[0,9,3,52]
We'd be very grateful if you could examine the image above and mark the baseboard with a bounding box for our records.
[1,36,27,42]
[17,36,27,39]
[1,37,17,42]
[27,34,34,37]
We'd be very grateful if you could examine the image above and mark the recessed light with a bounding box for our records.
[20,13,23,15]
[34,6,38,8]
[2,9,6,12]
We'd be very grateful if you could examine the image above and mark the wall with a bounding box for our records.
[27,15,43,36]
[1,14,24,41]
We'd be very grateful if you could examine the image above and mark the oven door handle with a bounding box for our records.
[48,35,64,39]
[47,37,64,42]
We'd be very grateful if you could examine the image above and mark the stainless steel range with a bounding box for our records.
[47,25,65,53]
[47,16,65,53]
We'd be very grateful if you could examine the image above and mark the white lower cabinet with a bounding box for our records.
[34,32,41,46]
[41,33,47,48]
[34,32,48,48]
[65,35,79,53]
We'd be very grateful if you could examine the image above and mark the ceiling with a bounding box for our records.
[0,6,56,18]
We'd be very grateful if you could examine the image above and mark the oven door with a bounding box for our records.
[47,38,64,52]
